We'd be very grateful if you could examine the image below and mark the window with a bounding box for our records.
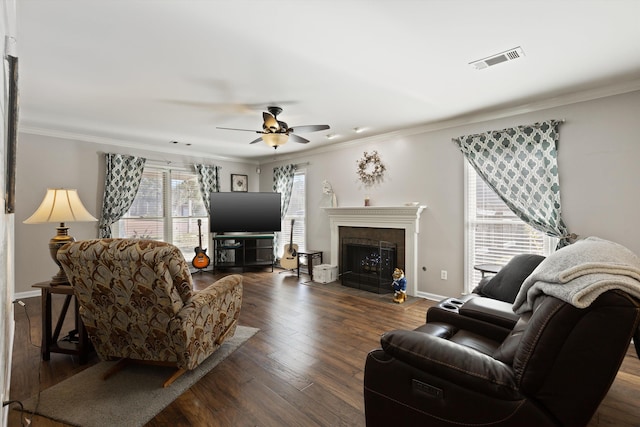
[114,166,209,259]
[464,162,556,293]
[278,170,306,256]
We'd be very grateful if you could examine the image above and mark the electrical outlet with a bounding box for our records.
[440,270,448,280]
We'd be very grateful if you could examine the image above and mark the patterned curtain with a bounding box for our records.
[453,119,573,248]
[98,153,146,238]
[195,163,224,263]
[272,164,297,259]
[194,163,221,214]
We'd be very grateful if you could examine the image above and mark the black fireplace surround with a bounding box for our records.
[341,238,397,294]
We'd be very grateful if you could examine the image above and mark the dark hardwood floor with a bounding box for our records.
[8,270,640,426]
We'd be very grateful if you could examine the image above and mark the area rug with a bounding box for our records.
[20,325,259,427]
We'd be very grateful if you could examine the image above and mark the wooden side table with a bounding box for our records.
[297,250,323,281]
[33,281,92,364]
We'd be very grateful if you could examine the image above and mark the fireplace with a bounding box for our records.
[325,206,426,296]
[339,226,404,293]
[341,238,397,293]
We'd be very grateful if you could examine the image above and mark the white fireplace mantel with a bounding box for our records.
[324,206,426,296]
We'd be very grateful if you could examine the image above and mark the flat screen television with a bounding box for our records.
[209,192,282,233]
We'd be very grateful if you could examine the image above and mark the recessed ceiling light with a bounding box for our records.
[170,140,192,147]
[326,134,338,140]
[353,127,365,133]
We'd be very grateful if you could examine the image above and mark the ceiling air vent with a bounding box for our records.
[469,47,525,70]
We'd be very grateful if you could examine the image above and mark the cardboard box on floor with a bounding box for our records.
[313,264,338,284]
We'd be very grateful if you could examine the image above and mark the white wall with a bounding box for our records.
[260,90,640,299]
[13,133,258,295]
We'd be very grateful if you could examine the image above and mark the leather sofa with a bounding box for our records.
[364,287,640,426]
[462,252,640,360]
[471,254,546,304]
[429,254,546,336]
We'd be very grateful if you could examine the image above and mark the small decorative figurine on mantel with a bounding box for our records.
[320,180,338,207]
[391,267,407,304]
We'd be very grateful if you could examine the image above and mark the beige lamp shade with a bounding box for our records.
[262,133,289,147]
[24,188,98,224]
[24,188,97,285]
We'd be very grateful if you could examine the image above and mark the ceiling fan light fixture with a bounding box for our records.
[217,107,329,147]
[262,133,289,147]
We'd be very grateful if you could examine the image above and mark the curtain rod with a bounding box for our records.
[144,159,222,170]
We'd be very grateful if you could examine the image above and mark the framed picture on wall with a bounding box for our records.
[231,174,248,192]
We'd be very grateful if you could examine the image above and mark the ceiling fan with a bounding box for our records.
[216,106,330,148]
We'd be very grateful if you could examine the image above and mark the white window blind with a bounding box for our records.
[114,166,209,259]
[279,170,306,256]
[464,162,555,293]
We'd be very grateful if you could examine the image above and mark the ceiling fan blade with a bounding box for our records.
[220,107,324,147]
[277,120,289,132]
[290,124,330,133]
[262,112,280,132]
[216,127,262,133]
[289,133,310,144]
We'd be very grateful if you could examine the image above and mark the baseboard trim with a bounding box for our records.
[14,289,40,300]
[416,291,448,302]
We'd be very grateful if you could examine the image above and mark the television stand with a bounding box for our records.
[212,234,275,272]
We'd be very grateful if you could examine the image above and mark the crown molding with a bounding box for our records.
[19,125,259,165]
[256,79,640,165]
[20,79,640,167]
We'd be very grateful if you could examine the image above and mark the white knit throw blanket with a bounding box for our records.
[512,237,640,314]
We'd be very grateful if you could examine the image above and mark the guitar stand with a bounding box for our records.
[278,258,299,276]
[279,268,298,275]
[191,267,213,275]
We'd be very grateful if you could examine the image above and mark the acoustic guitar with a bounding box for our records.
[280,219,298,270]
[192,219,211,270]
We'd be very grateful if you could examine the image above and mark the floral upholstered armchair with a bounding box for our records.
[57,238,243,386]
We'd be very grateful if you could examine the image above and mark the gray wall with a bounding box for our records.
[259,90,640,299]
[14,90,640,300]
[14,133,257,295]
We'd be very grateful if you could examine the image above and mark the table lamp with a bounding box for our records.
[24,188,98,285]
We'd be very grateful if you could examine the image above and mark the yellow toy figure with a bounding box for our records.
[392,268,407,303]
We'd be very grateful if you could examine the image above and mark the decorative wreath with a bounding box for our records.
[357,150,386,185]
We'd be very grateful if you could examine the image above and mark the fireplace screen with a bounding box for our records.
[341,238,397,293]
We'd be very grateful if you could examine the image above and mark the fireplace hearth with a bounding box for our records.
[341,238,396,294]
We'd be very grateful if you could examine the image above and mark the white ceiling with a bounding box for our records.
[16,0,640,161]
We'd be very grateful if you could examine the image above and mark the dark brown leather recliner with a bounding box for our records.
[364,290,640,427]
